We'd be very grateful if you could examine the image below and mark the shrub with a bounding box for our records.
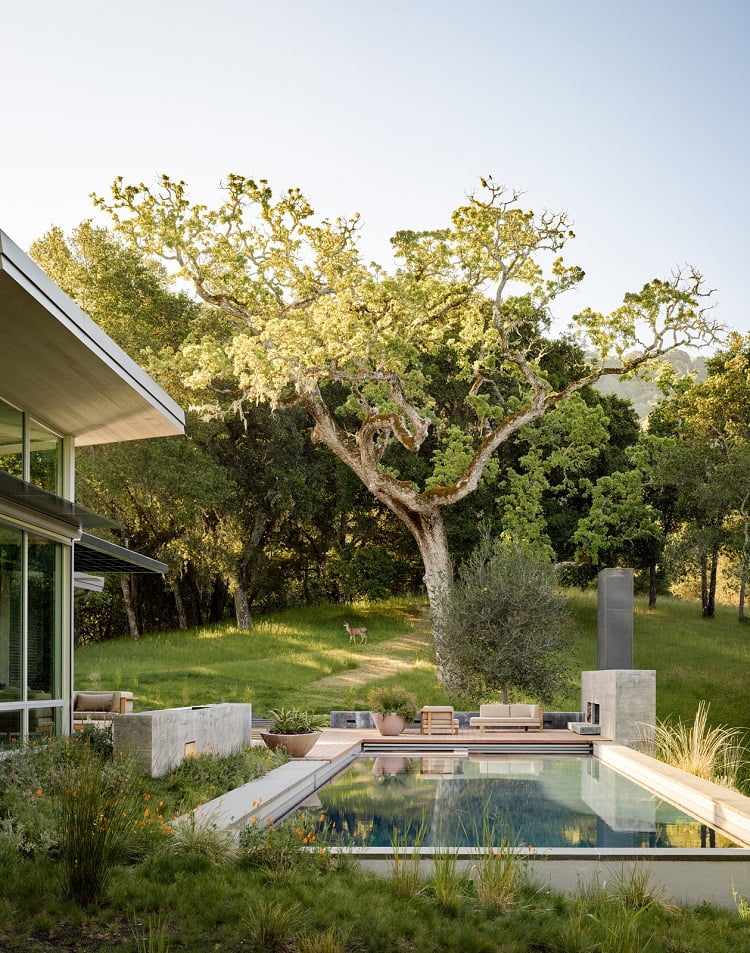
[367,685,417,720]
[267,708,327,734]
[52,741,150,905]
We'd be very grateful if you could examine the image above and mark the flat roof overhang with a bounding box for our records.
[75,533,168,574]
[0,229,185,445]
[0,469,119,534]
[0,472,167,574]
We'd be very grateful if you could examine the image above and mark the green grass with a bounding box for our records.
[75,591,750,730]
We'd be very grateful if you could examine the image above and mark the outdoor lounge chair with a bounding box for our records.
[420,705,460,734]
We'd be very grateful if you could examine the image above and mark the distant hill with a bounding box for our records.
[593,349,707,420]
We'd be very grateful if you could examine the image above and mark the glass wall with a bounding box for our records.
[0,398,63,492]
[0,401,23,479]
[0,525,22,703]
[0,398,67,747]
[29,418,62,494]
[0,526,64,748]
[27,536,62,699]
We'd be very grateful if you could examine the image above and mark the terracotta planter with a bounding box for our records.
[372,712,407,736]
[260,731,321,757]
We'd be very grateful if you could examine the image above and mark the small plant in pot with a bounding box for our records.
[261,707,327,757]
[368,685,417,736]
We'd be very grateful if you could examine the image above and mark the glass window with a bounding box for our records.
[0,525,22,702]
[29,418,62,493]
[27,536,62,699]
[28,705,60,743]
[0,399,23,479]
[0,709,22,748]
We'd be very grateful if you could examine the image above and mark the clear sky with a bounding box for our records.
[1,0,748,337]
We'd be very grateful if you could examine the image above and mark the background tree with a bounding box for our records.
[647,334,750,619]
[95,175,720,671]
[436,531,572,703]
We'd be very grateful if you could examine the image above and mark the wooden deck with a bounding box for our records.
[301,726,605,762]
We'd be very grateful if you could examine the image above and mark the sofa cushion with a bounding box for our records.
[479,704,511,718]
[76,692,115,712]
[508,705,538,718]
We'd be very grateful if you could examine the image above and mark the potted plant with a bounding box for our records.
[368,685,417,736]
[260,707,327,757]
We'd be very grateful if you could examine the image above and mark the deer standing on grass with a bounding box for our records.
[344,621,368,644]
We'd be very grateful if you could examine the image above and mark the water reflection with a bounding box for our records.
[314,755,737,849]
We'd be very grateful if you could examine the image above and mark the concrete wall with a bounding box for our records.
[581,670,655,747]
[113,703,252,776]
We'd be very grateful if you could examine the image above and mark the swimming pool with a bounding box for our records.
[311,754,739,849]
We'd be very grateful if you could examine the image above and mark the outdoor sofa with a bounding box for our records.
[469,703,543,731]
[73,690,134,729]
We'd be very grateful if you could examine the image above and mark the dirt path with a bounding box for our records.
[308,630,429,690]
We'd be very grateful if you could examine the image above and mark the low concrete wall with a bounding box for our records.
[330,710,585,730]
[113,703,252,776]
[340,848,750,910]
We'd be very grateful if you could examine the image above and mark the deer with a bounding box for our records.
[344,621,368,644]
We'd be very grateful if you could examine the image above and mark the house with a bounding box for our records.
[0,229,185,746]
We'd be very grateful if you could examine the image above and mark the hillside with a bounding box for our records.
[593,348,707,419]
[73,592,748,730]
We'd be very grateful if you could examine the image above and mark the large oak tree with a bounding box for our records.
[96,175,721,658]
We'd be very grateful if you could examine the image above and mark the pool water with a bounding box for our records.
[311,754,738,849]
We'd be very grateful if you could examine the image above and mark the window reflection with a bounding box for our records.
[0,709,22,748]
[0,525,22,702]
[29,418,62,493]
[27,537,61,699]
[0,400,23,480]
[28,706,59,742]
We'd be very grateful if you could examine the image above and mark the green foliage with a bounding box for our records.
[649,701,748,789]
[470,820,530,911]
[243,896,304,952]
[367,684,417,720]
[239,810,326,872]
[164,745,286,811]
[131,913,172,953]
[436,531,573,701]
[52,741,154,906]
[161,814,239,868]
[268,707,327,734]
[92,174,721,643]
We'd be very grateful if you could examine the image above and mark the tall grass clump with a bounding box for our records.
[388,821,426,898]
[131,913,172,953]
[52,739,151,906]
[470,819,529,911]
[650,701,748,789]
[243,897,304,952]
[427,847,469,911]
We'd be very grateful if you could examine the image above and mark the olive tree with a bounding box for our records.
[436,531,572,703]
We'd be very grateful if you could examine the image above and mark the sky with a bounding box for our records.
[1,0,748,339]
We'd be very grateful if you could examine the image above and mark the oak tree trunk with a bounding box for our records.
[120,574,140,641]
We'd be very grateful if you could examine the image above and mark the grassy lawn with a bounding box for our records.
[74,590,750,731]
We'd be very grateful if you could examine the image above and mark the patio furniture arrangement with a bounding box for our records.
[469,703,544,731]
[73,690,134,729]
[419,705,460,734]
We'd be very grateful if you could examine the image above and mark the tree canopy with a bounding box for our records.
[93,174,721,643]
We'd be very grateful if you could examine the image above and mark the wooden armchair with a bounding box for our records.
[420,705,459,735]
